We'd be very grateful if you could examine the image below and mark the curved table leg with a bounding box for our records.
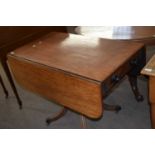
[46,107,88,128]
[127,48,146,102]
[46,107,67,125]
[104,104,121,113]
[0,74,9,98]
[128,75,144,102]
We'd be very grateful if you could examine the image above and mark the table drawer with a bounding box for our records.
[102,51,142,96]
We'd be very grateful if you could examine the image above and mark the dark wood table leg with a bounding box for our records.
[104,104,121,113]
[128,47,146,102]
[128,75,144,101]
[46,107,67,125]
[0,74,9,98]
[46,107,88,128]
[1,59,22,109]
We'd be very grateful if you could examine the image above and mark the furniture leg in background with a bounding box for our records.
[149,77,155,128]
[0,57,22,108]
[0,74,8,98]
[80,115,87,128]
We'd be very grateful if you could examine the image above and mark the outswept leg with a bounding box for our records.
[46,107,67,125]
[127,47,146,102]
[128,75,144,102]
[104,103,121,113]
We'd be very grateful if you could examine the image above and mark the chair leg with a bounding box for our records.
[46,107,67,125]
[80,115,87,128]
[1,60,22,109]
[0,74,9,98]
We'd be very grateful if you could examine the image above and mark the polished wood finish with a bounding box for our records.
[0,27,67,54]
[141,54,155,128]
[8,32,145,119]
[75,26,155,45]
[9,32,144,82]
[0,26,67,108]
[8,55,102,118]
[150,77,155,128]
[141,54,155,76]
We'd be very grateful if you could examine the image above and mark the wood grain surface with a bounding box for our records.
[141,54,155,76]
[141,55,155,128]
[149,77,155,128]
[11,32,144,82]
[8,56,103,118]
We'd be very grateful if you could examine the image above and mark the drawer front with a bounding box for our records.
[102,50,144,96]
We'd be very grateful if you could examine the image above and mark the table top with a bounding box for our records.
[141,54,155,76]
[11,32,144,82]
[75,26,155,44]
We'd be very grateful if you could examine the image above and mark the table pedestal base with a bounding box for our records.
[45,104,122,128]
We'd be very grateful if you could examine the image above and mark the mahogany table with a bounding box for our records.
[7,32,146,127]
[75,26,155,45]
[141,54,155,128]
